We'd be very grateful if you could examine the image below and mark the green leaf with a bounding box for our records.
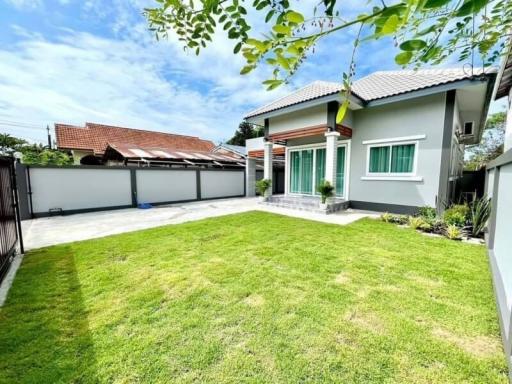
[262,79,284,90]
[240,65,254,75]
[399,39,427,51]
[276,53,290,70]
[233,42,242,54]
[381,14,400,35]
[336,99,350,124]
[423,0,451,8]
[285,11,305,24]
[395,51,413,65]
[246,38,267,52]
[265,10,275,23]
[456,0,487,16]
[272,24,292,36]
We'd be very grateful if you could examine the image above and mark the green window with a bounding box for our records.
[368,143,415,174]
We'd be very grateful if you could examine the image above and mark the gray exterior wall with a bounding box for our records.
[349,93,447,210]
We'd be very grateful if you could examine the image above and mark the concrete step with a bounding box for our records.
[263,196,349,214]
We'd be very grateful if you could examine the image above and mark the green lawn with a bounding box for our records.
[0,212,507,383]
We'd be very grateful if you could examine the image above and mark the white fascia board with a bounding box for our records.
[245,94,363,122]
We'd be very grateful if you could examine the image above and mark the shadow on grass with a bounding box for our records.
[0,245,98,383]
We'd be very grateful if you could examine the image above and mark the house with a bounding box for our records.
[55,122,242,168]
[212,143,247,159]
[245,68,496,214]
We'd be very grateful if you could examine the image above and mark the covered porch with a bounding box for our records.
[246,122,352,214]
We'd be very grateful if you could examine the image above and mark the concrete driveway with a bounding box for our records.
[22,197,378,250]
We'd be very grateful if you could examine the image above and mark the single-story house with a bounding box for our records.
[55,122,242,168]
[245,68,496,214]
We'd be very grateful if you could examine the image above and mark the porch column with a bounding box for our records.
[324,131,340,192]
[246,158,256,197]
[263,141,273,197]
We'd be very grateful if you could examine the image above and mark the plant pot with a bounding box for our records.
[319,202,328,210]
[259,196,268,203]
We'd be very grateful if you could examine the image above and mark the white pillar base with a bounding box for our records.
[324,131,340,193]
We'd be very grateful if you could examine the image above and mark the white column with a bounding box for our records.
[263,141,273,197]
[324,131,340,192]
[246,158,256,197]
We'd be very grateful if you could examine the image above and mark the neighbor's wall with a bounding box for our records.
[29,167,132,214]
[201,170,245,199]
[349,93,446,211]
[269,104,327,135]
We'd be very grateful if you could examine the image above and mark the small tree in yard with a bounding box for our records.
[256,179,271,198]
[227,121,263,146]
[316,180,334,204]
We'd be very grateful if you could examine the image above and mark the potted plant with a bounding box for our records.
[256,179,272,202]
[316,180,334,210]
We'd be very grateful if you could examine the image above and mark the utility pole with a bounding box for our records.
[46,125,52,149]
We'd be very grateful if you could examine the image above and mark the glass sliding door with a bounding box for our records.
[290,149,313,194]
[289,145,346,196]
[336,146,346,197]
[314,148,326,195]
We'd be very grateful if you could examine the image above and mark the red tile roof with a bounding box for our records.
[55,122,215,155]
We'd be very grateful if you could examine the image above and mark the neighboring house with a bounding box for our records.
[55,122,241,167]
[245,68,496,214]
[212,143,247,159]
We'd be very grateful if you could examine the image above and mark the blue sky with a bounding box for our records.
[0,0,506,144]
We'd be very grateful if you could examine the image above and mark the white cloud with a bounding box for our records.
[0,23,290,143]
[3,0,41,9]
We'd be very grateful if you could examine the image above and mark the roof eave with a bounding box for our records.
[492,34,512,100]
[245,93,364,122]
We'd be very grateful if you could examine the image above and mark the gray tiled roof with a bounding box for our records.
[245,68,492,118]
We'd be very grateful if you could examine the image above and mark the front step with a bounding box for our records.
[263,196,349,214]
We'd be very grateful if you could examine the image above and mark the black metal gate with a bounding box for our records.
[0,157,23,283]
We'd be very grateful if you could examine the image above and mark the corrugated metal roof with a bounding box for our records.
[107,143,240,162]
[245,68,495,118]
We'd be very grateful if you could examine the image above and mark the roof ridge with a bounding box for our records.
[83,122,211,142]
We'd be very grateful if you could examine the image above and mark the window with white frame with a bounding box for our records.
[366,142,417,176]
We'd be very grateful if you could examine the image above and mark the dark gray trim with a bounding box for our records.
[130,169,137,207]
[437,90,456,212]
[15,163,31,221]
[26,166,34,219]
[476,72,497,142]
[349,200,419,215]
[196,170,202,200]
[487,167,501,249]
[487,148,512,170]
[264,118,269,139]
[26,164,243,171]
[32,204,134,218]
[327,100,339,131]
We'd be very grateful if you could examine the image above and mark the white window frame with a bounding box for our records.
[285,140,351,199]
[363,138,421,181]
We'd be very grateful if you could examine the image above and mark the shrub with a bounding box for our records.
[430,219,447,235]
[445,224,462,240]
[408,216,431,231]
[388,214,408,225]
[255,179,271,196]
[443,204,469,227]
[467,197,491,237]
[316,180,334,204]
[381,212,392,223]
[418,206,437,221]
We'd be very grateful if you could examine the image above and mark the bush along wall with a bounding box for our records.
[380,197,491,243]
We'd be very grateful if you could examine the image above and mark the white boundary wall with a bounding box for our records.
[136,169,197,204]
[22,166,245,217]
[29,168,132,213]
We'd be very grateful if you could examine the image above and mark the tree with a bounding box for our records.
[0,134,72,165]
[0,134,27,156]
[145,0,511,107]
[465,111,506,170]
[227,121,263,146]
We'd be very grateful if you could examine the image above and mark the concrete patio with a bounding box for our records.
[21,197,379,250]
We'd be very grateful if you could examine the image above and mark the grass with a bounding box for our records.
[0,211,507,383]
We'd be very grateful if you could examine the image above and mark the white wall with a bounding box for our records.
[30,167,132,214]
[269,104,327,135]
[349,93,446,208]
[200,171,244,199]
[505,89,512,151]
[136,169,197,204]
